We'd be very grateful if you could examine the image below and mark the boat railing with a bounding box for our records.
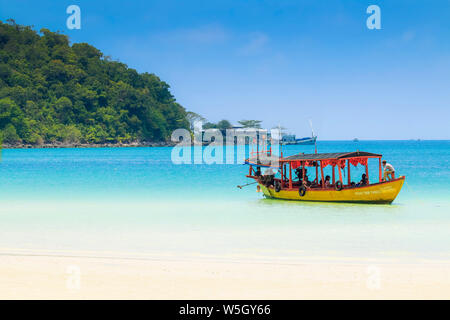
[250,147,272,157]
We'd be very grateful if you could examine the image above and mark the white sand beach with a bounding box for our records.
[1,250,449,299]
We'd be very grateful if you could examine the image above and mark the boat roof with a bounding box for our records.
[281,151,381,162]
[244,154,281,168]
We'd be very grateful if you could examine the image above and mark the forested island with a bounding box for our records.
[0,20,190,147]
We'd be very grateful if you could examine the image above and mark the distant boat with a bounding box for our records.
[353,138,359,142]
[281,120,317,145]
[294,136,317,145]
[281,134,317,145]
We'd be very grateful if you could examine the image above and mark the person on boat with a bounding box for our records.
[263,167,275,176]
[302,169,311,187]
[382,160,395,181]
[295,167,307,186]
[324,175,331,188]
[295,167,303,180]
[255,167,262,177]
[262,167,275,187]
[313,179,320,188]
[357,173,368,186]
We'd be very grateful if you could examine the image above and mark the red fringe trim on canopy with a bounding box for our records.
[288,157,368,170]
[348,157,368,167]
[320,159,346,169]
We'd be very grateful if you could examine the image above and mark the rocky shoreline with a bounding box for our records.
[1,141,176,149]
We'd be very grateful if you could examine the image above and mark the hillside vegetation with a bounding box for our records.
[0,20,188,145]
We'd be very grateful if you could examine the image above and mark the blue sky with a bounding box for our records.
[1,0,449,139]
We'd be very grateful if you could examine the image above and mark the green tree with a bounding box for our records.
[1,124,21,144]
[0,21,196,145]
[238,120,262,128]
[203,122,218,129]
[55,96,73,123]
[217,119,232,130]
[61,125,82,143]
[186,111,205,131]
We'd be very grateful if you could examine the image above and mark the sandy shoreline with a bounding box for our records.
[1,250,449,299]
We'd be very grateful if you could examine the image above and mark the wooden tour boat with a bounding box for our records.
[244,150,404,204]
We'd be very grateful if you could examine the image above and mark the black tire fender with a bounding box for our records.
[335,180,343,191]
[274,180,281,192]
[299,185,307,197]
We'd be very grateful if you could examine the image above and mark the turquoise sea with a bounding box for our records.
[0,140,449,262]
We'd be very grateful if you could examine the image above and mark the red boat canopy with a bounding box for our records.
[245,151,382,169]
[281,151,381,161]
[281,151,381,169]
[245,150,385,186]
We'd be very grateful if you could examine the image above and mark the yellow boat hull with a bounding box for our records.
[260,177,405,204]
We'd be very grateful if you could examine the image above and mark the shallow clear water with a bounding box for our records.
[0,141,449,262]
